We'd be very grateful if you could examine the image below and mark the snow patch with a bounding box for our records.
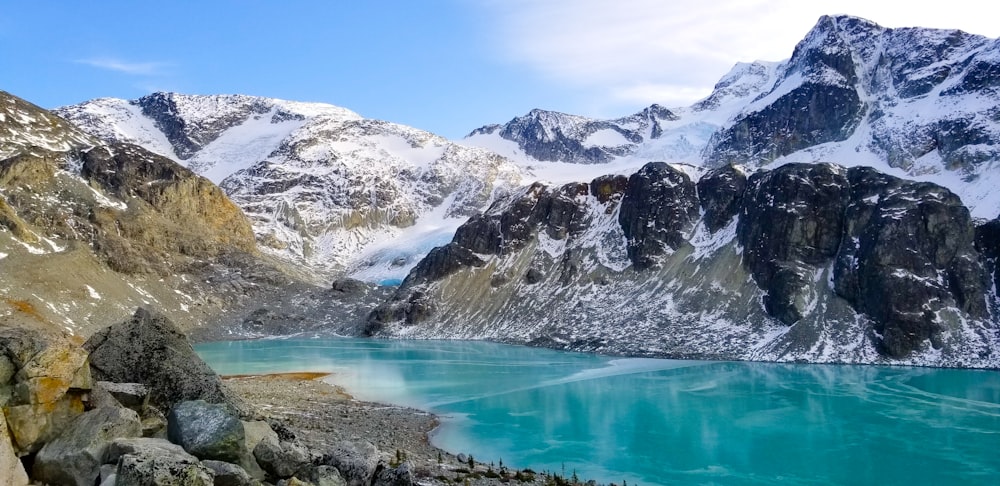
[582,128,630,148]
[85,285,101,300]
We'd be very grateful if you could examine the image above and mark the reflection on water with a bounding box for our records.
[197,339,1000,485]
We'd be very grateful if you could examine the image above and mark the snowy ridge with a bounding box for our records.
[469,15,1000,220]
[1,91,97,159]
[60,93,525,277]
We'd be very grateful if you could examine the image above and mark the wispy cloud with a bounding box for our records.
[75,57,172,76]
[478,0,1000,110]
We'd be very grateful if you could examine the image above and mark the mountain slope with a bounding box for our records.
[58,93,525,279]
[0,90,275,337]
[368,161,1000,367]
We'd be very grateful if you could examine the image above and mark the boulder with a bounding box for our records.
[331,278,367,295]
[115,452,214,486]
[373,462,414,486]
[107,437,197,464]
[202,459,256,486]
[95,381,150,412]
[301,465,347,486]
[99,464,117,485]
[243,420,280,452]
[253,438,310,479]
[0,410,29,486]
[33,406,142,486]
[167,400,247,463]
[276,478,311,486]
[320,441,380,486]
[83,307,237,412]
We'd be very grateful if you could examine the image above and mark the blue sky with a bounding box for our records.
[2,0,997,139]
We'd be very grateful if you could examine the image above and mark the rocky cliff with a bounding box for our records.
[369,161,999,367]
[0,90,286,338]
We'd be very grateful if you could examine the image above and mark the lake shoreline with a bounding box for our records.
[223,372,558,485]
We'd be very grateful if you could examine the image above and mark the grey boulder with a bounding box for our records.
[203,459,257,486]
[32,406,141,486]
[167,400,247,463]
[253,438,310,479]
[321,441,380,486]
[83,307,237,412]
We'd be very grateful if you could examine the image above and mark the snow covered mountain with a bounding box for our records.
[467,15,1000,220]
[58,93,525,280]
[370,15,1000,367]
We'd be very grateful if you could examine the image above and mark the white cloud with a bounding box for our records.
[479,0,1000,110]
[75,57,171,76]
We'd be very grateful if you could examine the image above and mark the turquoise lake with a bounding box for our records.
[196,338,1000,485]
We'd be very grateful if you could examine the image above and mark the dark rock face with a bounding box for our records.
[451,181,593,259]
[707,82,863,165]
[975,218,1000,292]
[589,174,629,205]
[83,308,234,411]
[738,163,850,324]
[697,165,748,233]
[736,162,988,355]
[401,243,486,288]
[833,167,987,357]
[619,162,699,270]
[135,92,270,159]
[706,16,867,166]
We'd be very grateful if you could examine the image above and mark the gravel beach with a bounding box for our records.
[224,373,570,485]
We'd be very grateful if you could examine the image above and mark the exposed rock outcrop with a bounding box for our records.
[619,162,699,269]
[80,143,257,261]
[373,161,998,365]
[738,163,851,324]
[832,166,988,357]
[697,165,747,233]
[467,105,678,164]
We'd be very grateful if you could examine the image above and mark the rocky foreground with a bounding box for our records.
[1,308,598,486]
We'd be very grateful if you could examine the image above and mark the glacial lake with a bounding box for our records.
[196,338,1000,485]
